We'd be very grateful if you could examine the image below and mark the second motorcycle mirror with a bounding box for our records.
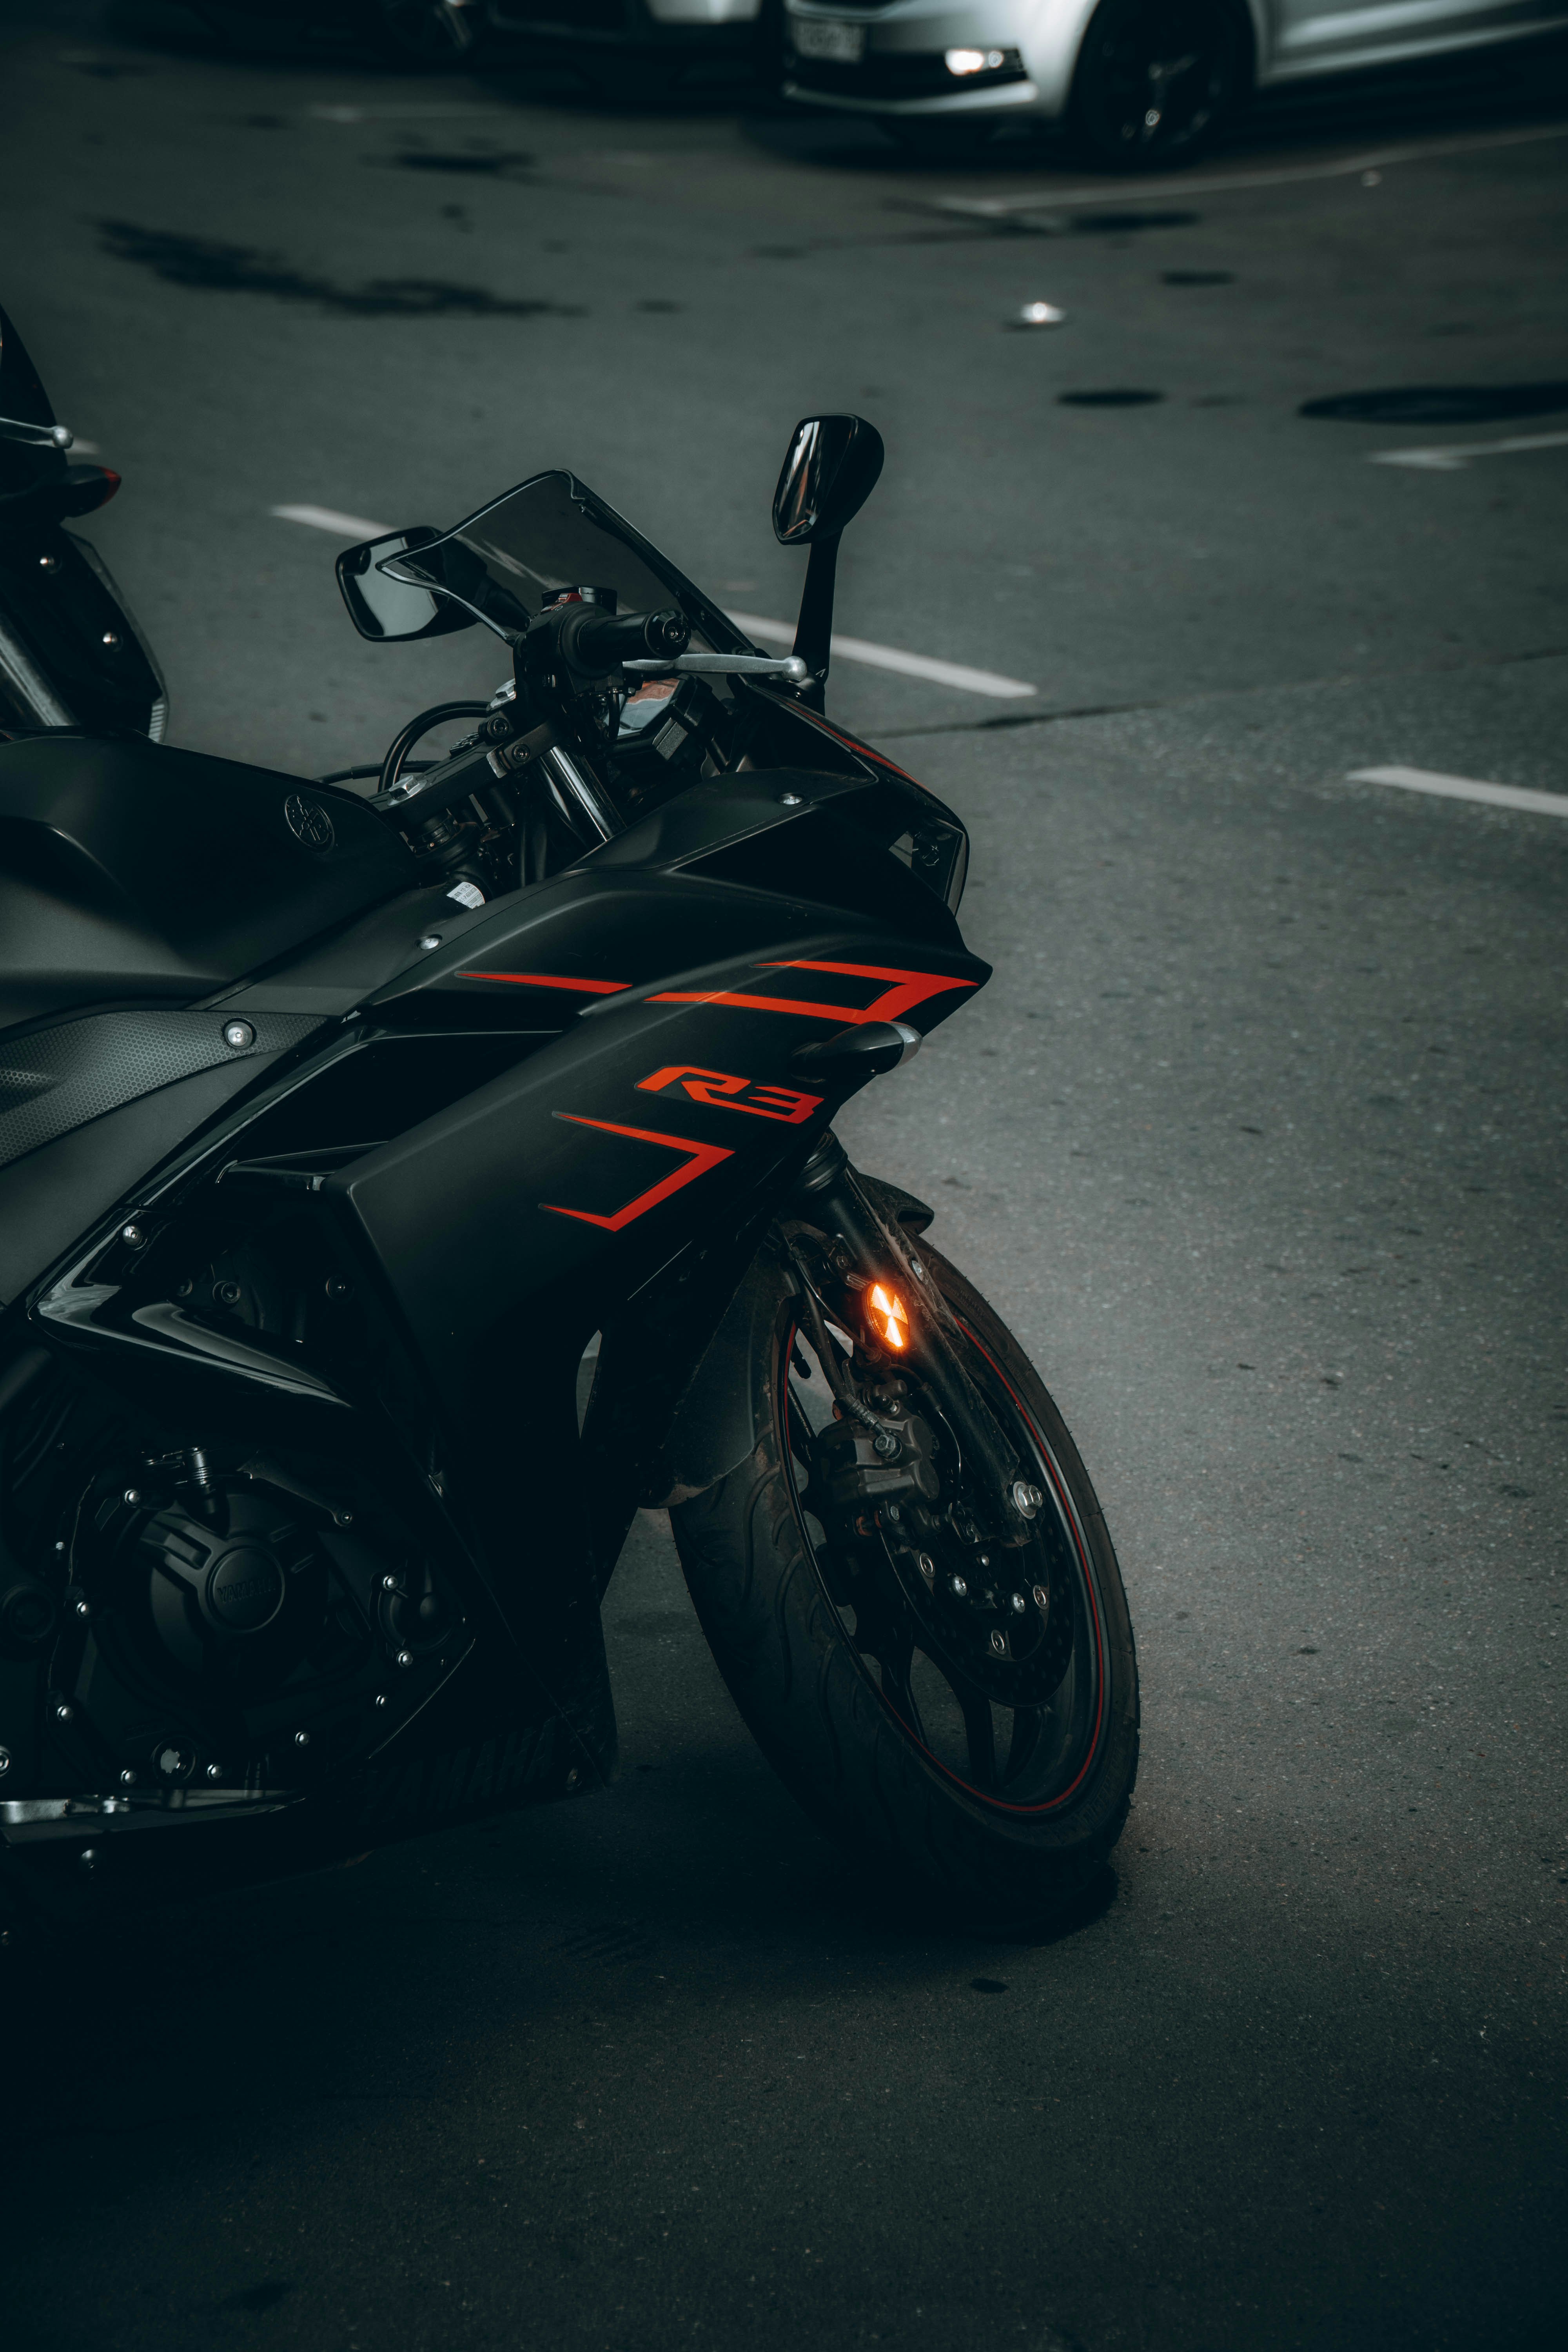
[337,530,475,643]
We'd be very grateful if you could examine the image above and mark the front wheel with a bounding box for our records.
[1068,0,1250,171]
[355,0,486,66]
[671,1229,1138,1921]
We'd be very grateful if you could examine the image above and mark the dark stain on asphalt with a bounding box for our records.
[1301,382,1568,425]
[388,152,534,176]
[970,1978,1010,1993]
[1163,269,1234,285]
[1070,210,1198,234]
[552,1921,658,1966]
[1058,389,1165,408]
[219,2281,294,2314]
[97,223,583,318]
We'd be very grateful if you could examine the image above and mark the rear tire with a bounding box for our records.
[1069,0,1250,171]
[671,1230,1139,1923]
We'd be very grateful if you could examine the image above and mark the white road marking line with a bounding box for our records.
[307,104,520,122]
[1346,765,1568,818]
[265,513,1038,700]
[728,613,1035,700]
[926,117,1568,217]
[271,502,392,540]
[1368,429,1568,471]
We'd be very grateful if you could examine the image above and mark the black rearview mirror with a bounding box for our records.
[772,415,884,711]
[336,529,477,643]
[772,415,884,547]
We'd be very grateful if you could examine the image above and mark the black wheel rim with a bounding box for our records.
[782,1312,1109,1814]
[1085,0,1235,161]
[370,1,481,60]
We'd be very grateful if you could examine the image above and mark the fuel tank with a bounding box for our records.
[0,730,413,1032]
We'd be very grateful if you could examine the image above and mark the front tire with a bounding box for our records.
[356,0,486,67]
[1069,0,1250,171]
[671,1230,1139,1922]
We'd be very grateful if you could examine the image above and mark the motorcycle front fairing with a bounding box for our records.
[2,732,985,1918]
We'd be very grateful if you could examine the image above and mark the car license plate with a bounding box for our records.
[793,17,867,63]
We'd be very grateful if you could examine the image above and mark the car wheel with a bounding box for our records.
[1069,0,1250,171]
[357,0,486,66]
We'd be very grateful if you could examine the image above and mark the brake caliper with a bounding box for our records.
[812,1377,941,1514]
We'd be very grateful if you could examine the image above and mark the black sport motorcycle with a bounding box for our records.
[0,307,1138,1931]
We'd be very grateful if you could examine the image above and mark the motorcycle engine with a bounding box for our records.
[30,1442,465,1798]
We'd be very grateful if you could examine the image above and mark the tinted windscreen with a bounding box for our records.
[384,471,751,653]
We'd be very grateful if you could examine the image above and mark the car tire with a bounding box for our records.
[1069,0,1251,171]
[356,0,487,67]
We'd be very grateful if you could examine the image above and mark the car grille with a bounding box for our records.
[786,51,1028,98]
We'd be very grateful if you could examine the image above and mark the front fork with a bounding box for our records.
[787,1133,1044,1548]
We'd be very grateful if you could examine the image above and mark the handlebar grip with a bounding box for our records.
[566,604,691,671]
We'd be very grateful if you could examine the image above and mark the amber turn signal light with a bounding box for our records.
[870,1283,908,1350]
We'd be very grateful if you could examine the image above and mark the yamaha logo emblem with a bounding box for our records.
[283,793,335,853]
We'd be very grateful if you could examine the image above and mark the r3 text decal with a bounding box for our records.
[635,1065,824,1125]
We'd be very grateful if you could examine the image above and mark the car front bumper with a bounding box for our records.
[782,0,1087,117]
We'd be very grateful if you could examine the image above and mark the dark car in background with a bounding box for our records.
[193,0,489,65]
[485,0,766,97]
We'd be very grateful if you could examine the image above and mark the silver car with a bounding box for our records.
[781,0,1568,166]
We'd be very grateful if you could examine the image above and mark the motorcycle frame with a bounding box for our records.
[0,704,988,1917]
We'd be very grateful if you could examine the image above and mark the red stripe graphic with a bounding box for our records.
[650,959,976,1027]
[457,971,630,994]
[541,1116,734,1231]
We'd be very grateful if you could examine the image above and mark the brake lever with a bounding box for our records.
[622,652,808,684]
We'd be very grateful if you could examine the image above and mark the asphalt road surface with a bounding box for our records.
[2,5,1565,2350]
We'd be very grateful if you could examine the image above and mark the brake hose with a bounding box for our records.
[377,700,490,796]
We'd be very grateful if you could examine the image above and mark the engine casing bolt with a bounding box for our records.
[120,1223,146,1248]
[293,1730,310,1747]
[951,1575,967,1598]
[989,1631,1008,1656]
[54,1701,74,1722]
[916,1553,935,1582]
[1011,1592,1027,1613]
[396,1649,414,1669]
[1033,1584,1049,1611]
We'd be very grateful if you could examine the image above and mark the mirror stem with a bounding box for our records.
[791,532,840,713]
